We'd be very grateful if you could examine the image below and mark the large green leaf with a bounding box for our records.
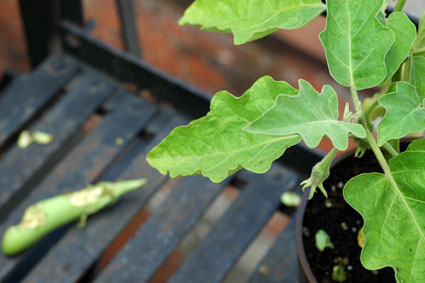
[344,138,425,282]
[383,12,416,82]
[410,56,425,101]
[320,0,394,90]
[413,11,425,49]
[378,82,425,146]
[179,0,326,45]
[244,80,366,150]
[147,76,301,183]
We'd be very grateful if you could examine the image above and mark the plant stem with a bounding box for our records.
[364,100,379,130]
[350,86,362,115]
[412,46,425,56]
[362,123,392,175]
[382,142,398,158]
[393,0,407,12]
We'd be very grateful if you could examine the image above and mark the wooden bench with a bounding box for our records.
[0,1,327,282]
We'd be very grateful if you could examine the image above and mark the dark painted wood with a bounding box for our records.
[0,55,79,147]
[22,110,187,283]
[116,0,142,57]
[247,216,298,283]
[170,166,299,283]
[94,177,229,282]
[60,0,83,26]
[60,21,211,119]
[0,93,157,282]
[0,71,116,221]
[18,0,60,67]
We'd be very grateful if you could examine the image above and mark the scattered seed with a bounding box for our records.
[115,137,124,146]
[341,222,348,230]
[337,181,344,189]
[331,185,336,192]
[351,227,357,232]
[259,265,270,275]
[324,199,332,208]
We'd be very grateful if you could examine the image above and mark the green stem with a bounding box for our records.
[362,123,394,182]
[382,142,398,158]
[364,100,379,130]
[350,86,362,115]
[393,0,407,12]
[2,179,146,256]
[412,46,425,56]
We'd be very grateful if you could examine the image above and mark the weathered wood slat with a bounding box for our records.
[94,177,229,282]
[0,72,116,219]
[22,110,187,283]
[0,94,157,282]
[0,55,79,146]
[247,216,298,283]
[169,167,298,283]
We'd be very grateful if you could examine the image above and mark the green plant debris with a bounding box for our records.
[17,131,33,149]
[2,178,146,256]
[17,130,54,148]
[32,131,54,145]
[280,192,301,207]
[315,229,334,252]
[332,263,347,282]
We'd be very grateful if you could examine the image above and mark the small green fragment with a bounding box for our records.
[17,131,33,149]
[32,131,54,145]
[315,229,334,252]
[332,263,347,282]
[280,192,301,207]
[115,137,124,146]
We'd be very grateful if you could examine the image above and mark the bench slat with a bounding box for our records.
[170,167,298,283]
[22,110,187,283]
[0,94,157,282]
[94,177,229,282]
[0,71,116,218]
[0,56,79,146]
[247,216,298,283]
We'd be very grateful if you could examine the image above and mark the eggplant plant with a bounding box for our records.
[146,0,425,281]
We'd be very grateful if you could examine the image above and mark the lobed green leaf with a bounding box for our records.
[344,138,425,282]
[413,11,425,50]
[147,76,301,183]
[320,0,394,90]
[245,80,365,150]
[378,82,425,146]
[179,0,325,45]
[410,56,425,101]
[383,12,416,82]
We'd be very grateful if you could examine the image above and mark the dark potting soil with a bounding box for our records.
[302,149,396,283]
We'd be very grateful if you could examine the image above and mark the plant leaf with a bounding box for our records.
[378,82,425,146]
[320,0,394,90]
[410,56,425,101]
[245,80,366,150]
[344,139,425,282]
[179,0,326,45]
[383,12,416,82]
[413,11,425,49]
[147,76,301,183]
